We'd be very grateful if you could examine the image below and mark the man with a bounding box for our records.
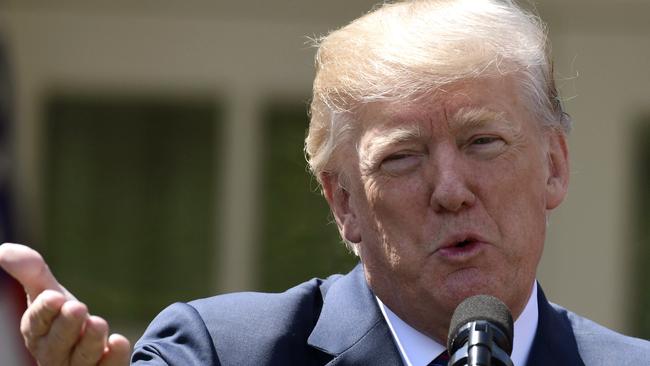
[1,0,649,365]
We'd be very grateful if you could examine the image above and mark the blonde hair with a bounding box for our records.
[306,0,570,180]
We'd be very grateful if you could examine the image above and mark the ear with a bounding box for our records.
[544,129,570,210]
[320,172,362,243]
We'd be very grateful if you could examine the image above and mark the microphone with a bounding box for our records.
[447,295,514,366]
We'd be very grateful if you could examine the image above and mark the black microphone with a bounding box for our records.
[447,295,514,366]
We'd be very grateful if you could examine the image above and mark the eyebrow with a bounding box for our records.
[359,125,422,173]
[448,106,513,132]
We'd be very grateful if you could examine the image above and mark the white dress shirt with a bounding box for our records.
[376,283,539,366]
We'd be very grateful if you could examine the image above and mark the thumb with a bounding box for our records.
[0,243,76,302]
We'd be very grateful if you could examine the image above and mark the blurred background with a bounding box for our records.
[0,0,649,364]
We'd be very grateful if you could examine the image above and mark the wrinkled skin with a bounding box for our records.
[322,75,569,343]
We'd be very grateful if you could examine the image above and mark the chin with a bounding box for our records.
[437,268,506,307]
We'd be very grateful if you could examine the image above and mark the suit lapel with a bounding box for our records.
[308,268,589,366]
[308,264,403,366]
[526,285,585,366]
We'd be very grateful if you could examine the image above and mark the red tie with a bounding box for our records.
[428,351,450,366]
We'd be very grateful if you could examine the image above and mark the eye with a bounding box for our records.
[465,135,507,158]
[380,152,422,175]
[383,153,412,161]
[471,136,501,145]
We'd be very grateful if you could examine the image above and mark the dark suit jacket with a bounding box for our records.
[132,264,650,365]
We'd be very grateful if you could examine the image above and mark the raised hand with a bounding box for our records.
[0,243,131,366]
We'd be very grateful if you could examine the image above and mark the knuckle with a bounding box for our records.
[21,305,47,338]
[20,314,39,351]
[30,308,51,334]
[33,338,63,366]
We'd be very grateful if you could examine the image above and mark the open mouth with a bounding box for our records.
[435,235,485,259]
[455,239,472,248]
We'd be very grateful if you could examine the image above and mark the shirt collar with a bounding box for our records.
[376,282,539,366]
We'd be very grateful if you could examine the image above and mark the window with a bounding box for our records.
[43,95,220,335]
[258,101,357,292]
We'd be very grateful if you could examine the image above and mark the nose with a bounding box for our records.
[428,148,477,213]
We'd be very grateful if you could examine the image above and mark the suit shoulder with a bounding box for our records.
[551,303,650,364]
[188,274,340,332]
[137,273,344,365]
[132,301,219,365]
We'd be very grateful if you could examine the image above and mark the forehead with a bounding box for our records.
[355,75,530,135]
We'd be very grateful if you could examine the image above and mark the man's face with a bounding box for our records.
[323,75,569,342]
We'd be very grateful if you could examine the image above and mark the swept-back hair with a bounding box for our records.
[306,0,570,181]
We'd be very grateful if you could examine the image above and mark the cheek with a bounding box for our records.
[365,175,431,228]
[476,158,548,257]
[356,175,433,264]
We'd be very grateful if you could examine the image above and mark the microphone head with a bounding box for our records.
[447,295,514,354]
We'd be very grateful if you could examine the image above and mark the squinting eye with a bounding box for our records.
[380,153,422,175]
[465,135,507,159]
[472,136,501,145]
[384,153,411,162]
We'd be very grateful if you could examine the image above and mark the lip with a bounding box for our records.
[434,232,489,261]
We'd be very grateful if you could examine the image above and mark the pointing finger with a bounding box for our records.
[0,243,75,302]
